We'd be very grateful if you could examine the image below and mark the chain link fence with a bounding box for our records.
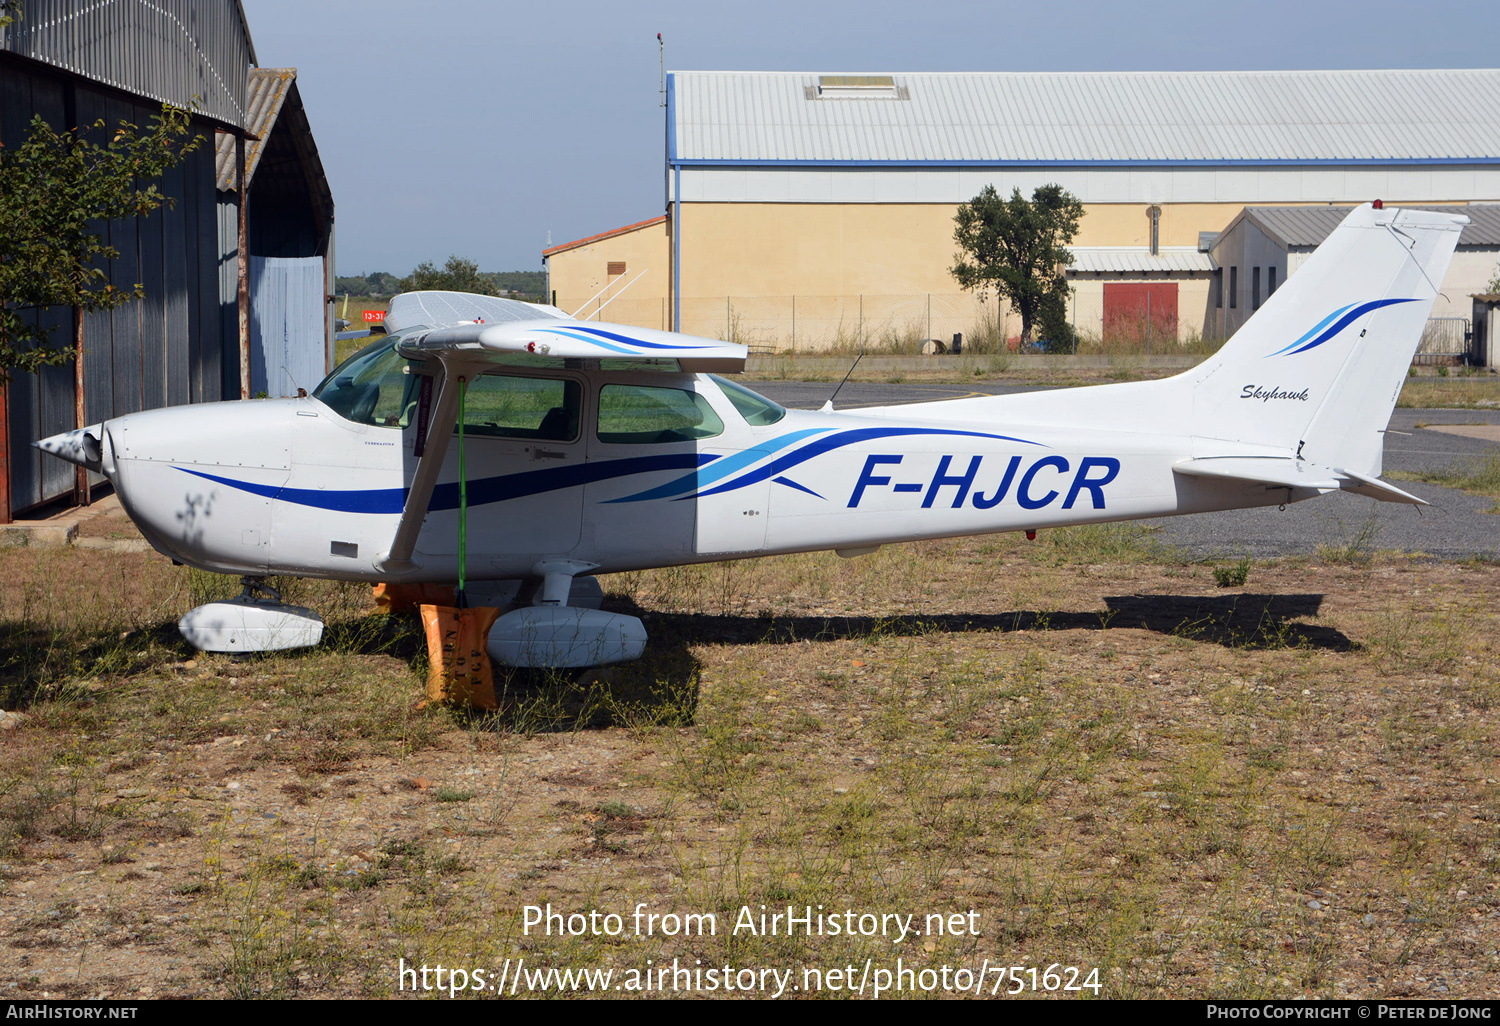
[553,294,1476,364]
[557,293,1008,353]
[1415,317,1471,365]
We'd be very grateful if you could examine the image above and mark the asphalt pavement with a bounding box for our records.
[744,379,1500,559]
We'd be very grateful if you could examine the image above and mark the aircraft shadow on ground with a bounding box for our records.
[640,592,1349,654]
[243,592,1345,735]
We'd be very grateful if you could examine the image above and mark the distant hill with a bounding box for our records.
[482,271,547,299]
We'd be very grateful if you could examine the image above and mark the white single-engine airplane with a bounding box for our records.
[37,203,1464,665]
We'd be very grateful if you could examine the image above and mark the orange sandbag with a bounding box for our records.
[374,582,457,613]
[419,604,502,710]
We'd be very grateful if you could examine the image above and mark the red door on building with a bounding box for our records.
[1103,283,1178,348]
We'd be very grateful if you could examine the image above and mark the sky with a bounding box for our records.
[240,0,1499,277]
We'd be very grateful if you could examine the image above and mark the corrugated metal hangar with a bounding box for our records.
[545,69,1500,351]
[0,0,333,521]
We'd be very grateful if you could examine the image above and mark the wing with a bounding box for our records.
[384,290,747,372]
[385,290,570,332]
[404,318,747,373]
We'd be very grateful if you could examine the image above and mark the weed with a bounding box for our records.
[1214,557,1251,588]
[1366,601,1471,676]
[1318,514,1380,565]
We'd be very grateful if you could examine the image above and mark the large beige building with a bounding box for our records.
[544,70,1500,350]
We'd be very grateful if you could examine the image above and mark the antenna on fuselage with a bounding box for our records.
[821,337,865,412]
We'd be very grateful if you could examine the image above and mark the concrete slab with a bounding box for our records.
[0,521,78,547]
[1,493,122,548]
[1420,424,1500,444]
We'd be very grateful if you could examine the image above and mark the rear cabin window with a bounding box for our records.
[596,384,724,444]
[461,374,580,441]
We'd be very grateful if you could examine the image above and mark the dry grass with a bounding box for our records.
[1389,456,1500,513]
[1396,376,1500,410]
[742,356,1500,404]
[1,524,1498,999]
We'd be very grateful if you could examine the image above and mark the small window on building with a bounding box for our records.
[1252,267,1261,311]
[607,261,626,276]
[1268,266,1278,296]
[1229,267,1238,310]
[1214,269,1223,309]
[597,384,724,444]
[809,75,905,100]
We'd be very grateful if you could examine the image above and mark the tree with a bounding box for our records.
[0,104,202,379]
[399,255,496,296]
[951,183,1083,349]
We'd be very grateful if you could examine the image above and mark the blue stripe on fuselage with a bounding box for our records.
[174,452,717,514]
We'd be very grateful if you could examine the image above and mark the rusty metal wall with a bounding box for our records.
[1,0,250,128]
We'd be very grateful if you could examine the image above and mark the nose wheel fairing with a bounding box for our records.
[177,577,324,653]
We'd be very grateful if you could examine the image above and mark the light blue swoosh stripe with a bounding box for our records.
[564,325,714,351]
[1269,303,1357,357]
[1283,298,1419,356]
[605,428,831,502]
[534,328,637,353]
[692,427,1043,500]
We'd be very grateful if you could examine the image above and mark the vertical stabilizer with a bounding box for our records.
[1186,204,1465,475]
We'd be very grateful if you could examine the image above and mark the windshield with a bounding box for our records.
[313,337,424,428]
[711,375,787,426]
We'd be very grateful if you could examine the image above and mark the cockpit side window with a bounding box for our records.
[711,375,787,426]
[596,384,724,444]
[313,339,422,428]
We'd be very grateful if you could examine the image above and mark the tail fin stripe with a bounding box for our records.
[1279,297,1419,356]
[1268,302,1357,356]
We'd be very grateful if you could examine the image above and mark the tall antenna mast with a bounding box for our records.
[658,33,666,107]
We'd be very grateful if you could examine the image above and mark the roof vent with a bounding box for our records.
[808,75,906,100]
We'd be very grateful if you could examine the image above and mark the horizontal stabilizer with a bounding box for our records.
[1174,457,1342,491]
[1173,457,1427,505]
[1333,467,1429,506]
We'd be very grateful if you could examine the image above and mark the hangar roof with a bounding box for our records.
[1067,248,1216,274]
[215,68,296,189]
[669,70,1500,166]
[1227,204,1500,248]
[1,0,254,128]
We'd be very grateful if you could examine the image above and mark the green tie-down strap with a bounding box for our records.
[457,376,468,608]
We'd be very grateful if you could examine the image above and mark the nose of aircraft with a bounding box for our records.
[34,424,107,474]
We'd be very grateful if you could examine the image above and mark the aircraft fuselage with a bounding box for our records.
[93,364,1293,583]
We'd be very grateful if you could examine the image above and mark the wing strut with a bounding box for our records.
[376,355,469,573]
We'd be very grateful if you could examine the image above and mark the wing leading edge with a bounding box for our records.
[406,318,748,373]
